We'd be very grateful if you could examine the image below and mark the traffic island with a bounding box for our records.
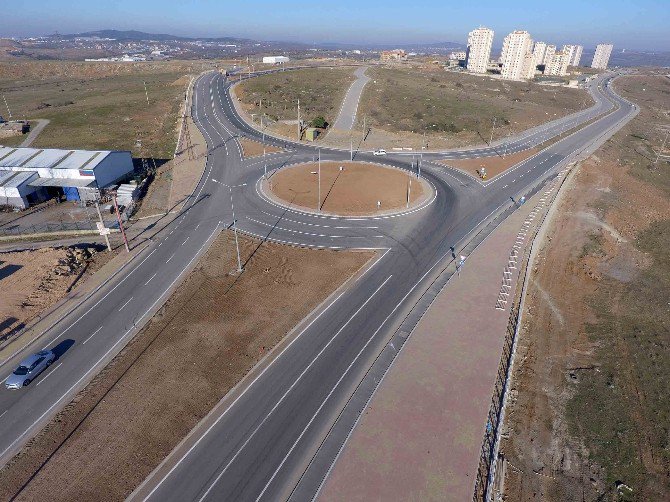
[439,147,540,181]
[263,161,433,217]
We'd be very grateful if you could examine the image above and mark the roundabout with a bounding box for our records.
[261,161,433,217]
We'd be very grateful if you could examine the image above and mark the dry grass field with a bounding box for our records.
[234,67,356,132]
[0,60,218,159]
[356,66,592,149]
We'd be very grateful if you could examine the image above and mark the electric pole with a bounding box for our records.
[112,194,130,253]
[297,99,301,140]
[94,201,112,252]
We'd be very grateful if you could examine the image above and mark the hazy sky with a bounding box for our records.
[2,0,669,50]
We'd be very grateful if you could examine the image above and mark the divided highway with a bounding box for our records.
[0,67,637,502]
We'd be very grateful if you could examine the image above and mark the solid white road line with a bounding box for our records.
[82,326,104,345]
[196,275,393,502]
[36,362,62,386]
[118,297,133,312]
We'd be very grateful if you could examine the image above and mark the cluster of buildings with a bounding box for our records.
[380,49,408,62]
[464,26,613,80]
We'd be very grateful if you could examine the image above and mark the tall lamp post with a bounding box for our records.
[212,179,247,273]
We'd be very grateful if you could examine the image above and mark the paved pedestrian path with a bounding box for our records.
[331,67,370,131]
[319,189,547,501]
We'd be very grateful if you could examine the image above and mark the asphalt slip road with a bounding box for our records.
[0,67,637,502]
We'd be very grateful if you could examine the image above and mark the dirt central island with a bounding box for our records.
[264,161,432,216]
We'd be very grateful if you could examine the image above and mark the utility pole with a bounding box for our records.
[94,201,112,252]
[297,98,301,140]
[112,194,130,253]
[263,145,267,179]
[143,81,150,106]
[2,95,11,119]
[418,154,422,178]
[318,149,321,212]
[489,116,497,145]
[406,173,412,208]
[350,136,353,161]
[212,179,246,273]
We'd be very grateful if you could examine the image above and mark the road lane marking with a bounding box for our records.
[144,273,158,286]
[118,297,133,312]
[182,237,189,246]
[195,275,394,502]
[38,248,157,350]
[0,411,6,419]
[166,253,175,263]
[139,269,388,502]
[36,362,62,386]
[82,326,103,345]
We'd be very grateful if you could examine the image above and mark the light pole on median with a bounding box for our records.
[212,179,246,273]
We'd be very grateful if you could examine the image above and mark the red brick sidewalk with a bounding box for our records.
[320,194,544,501]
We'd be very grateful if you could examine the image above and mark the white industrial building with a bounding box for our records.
[0,146,134,209]
[466,27,494,74]
[591,43,613,69]
[501,31,535,80]
[262,56,289,64]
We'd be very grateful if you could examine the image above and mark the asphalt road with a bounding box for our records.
[331,66,371,131]
[0,68,637,502]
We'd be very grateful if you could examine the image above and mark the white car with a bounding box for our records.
[373,149,387,156]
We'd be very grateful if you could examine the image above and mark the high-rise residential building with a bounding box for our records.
[545,51,571,76]
[501,30,534,80]
[466,27,494,73]
[543,44,556,66]
[532,41,547,67]
[591,43,614,69]
[562,44,583,66]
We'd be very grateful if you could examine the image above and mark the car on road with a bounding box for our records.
[5,350,56,389]
[373,149,387,156]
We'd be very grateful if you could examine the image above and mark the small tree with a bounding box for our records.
[310,116,328,129]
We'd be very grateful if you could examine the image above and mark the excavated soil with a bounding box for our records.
[500,74,670,500]
[267,161,429,215]
[0,232,372,502]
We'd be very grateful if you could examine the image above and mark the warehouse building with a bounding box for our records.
[0,146,134,209]
[262,56,289,64]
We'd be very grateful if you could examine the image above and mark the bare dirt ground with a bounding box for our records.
[267,161,428,215]
[239,137,283,158]
[0,245,117,349]
[441,148,540,180]
[0,232,372,501]
[500,73,670,500]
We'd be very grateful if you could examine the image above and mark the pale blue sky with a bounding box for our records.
[2,0,669,50]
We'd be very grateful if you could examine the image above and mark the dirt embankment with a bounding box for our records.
[0,232,372,501]
[267,161,428,215]
[501,73,670,500]
[0,246,113,349]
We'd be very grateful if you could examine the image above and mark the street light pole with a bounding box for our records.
[212,179,247,273]
[489,116,496,145]
[318,149,321,212]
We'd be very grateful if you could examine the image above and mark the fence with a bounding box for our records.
[472,167,573,502]
[0,218,119,237]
